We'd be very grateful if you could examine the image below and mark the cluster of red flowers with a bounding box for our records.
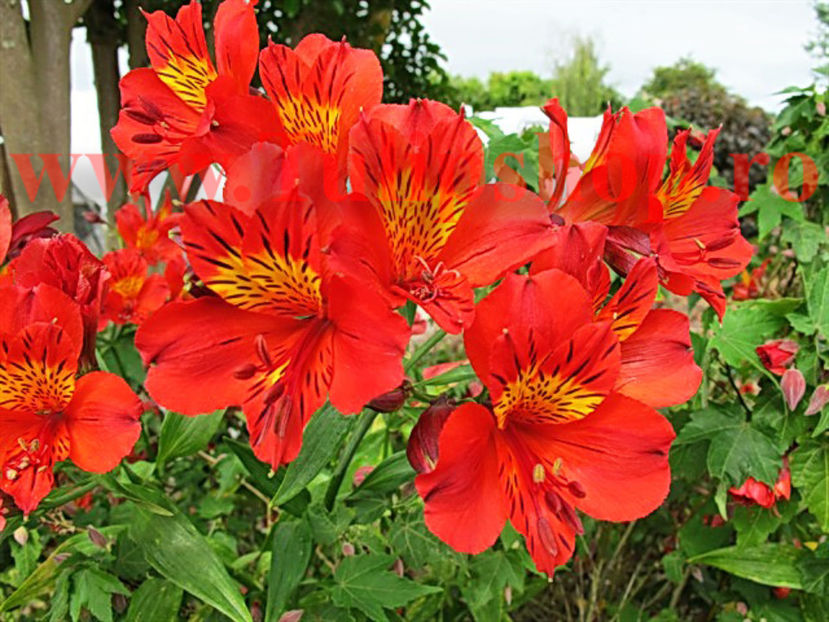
[0,197,143,518]
[1,0,756,575]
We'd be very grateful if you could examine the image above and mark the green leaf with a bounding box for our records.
[332,554,441,621]
[732,505,782,548]
[805,266,829,340]
[157,410,225,467]
[709,300,799,374]
[389,513,445,568]
[273,402,353,505]
[347,452,414,500]
[789,440,829,531]
[125,578,182,622]
[70,568,129,622]
[741,185,804,240]
[265,520,312,622]
[675,409,781,486]
[128,505,252,622]
[690,544,805,588]
[781,220,827,263]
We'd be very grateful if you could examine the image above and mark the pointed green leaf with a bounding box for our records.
[265,519,312,622]
[125,578,182,622]
[690,544,805,588]
[157,410,225,467]
[790,440,829,531]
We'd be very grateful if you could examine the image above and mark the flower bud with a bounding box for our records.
[781,368,806,411]
[88,526,108,549]
[406,396,456,474]
[352,465,374,487]
[773,587,791,599]
[756,339,798,375]
[367,380,412,413]
[13,526,28,546]
[805,385,829,416]
[278,611,304,622]
[341,542,355,556]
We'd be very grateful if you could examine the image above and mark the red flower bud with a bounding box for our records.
[367,380,412,413]
[773,587,791,599]
[756,339,798,375]
[352,465,373,487]
[278,611,304,622]
[805,385,829,416]
[406,396,456,474]
[781,368,806,411]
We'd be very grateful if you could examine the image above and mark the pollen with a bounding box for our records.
[533,463,546,483]
[5,468,17,480]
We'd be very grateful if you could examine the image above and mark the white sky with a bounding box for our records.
[68,0,821,206]
[421,0,818,111]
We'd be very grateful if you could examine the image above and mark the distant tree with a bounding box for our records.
[643,56,723,99]
[548,36,622,116]
[449,71,553,111]
[806,1,829,82]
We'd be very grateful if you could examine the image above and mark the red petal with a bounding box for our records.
[617,309,701,408]
[0,409,56,514]
[326,274,409,414]
[213,0,258,93]
[0,195,10,262]
[596,257,658,340]
[437,184,554,287]
[136,297,300,415]
[0,284,83,358]
[64,372,142,472]
[465,270,593,389]
[534,392,674,521]
[539,98,571,206]
[415,403,507,553]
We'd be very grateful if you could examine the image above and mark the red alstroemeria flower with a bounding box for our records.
[729,460,791,509]
[415,269,675,575]
[341,99,554,333]
[135,145,410,468]
[0,196,59,269]
[532,222,702,408]
[0,285,142,514]
[115,194,182,264]
[542,99,752,318]
[112,0,280,191]
[8,235,108,369]
[100,249,170,327]
[259,33,383,184]
[756,339,799,375]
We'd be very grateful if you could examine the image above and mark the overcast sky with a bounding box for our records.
[421,0,819,111]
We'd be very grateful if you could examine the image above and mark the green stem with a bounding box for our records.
[40,479,99,510]
[405,329,446,375]
[323,409,379,511]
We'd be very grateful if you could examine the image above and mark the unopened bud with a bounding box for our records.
[367,380,412,413]
[13,526,28,546]
[504,585,513,605]
[781,368,806,411]
[805,385,829,416]
[278,611,304,622]
[392,558,404,577]
[88,527,108,548]
[406,396,456,474]
[352,465,374,487]
[341,542,355,556]
[756,339,798,375]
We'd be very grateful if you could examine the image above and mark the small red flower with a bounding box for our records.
[756,339,798,375]
[100,249,170,327]
[115,195,181,264]
[136,144,410,468]
[732,259,770,301]
[415,270,675,574]
[729,460,791,509]
[112,0,280,191]
[0,286,142,513]
[340,99,554,333]
[8,235,108,369]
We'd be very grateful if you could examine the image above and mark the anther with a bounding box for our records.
[567,480,586,499]
[536,517,559,556]
[233,364,259,380]
[254,335,272,368]
[532,463,546,484]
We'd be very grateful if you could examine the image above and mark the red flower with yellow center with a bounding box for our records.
[115,194,182,264]
[100,249,170,327]
[259,33,383,182]
[541,99,752,318]
[112,0,280,191]
[0,285,142,514]
[135,144,410,468]
[340,99,555,333]
[532,222,702,408]
[414,269,675,575]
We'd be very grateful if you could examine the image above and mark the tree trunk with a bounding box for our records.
[0,0,91,231]
[124,0,147,69]
[86,0,125,243]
